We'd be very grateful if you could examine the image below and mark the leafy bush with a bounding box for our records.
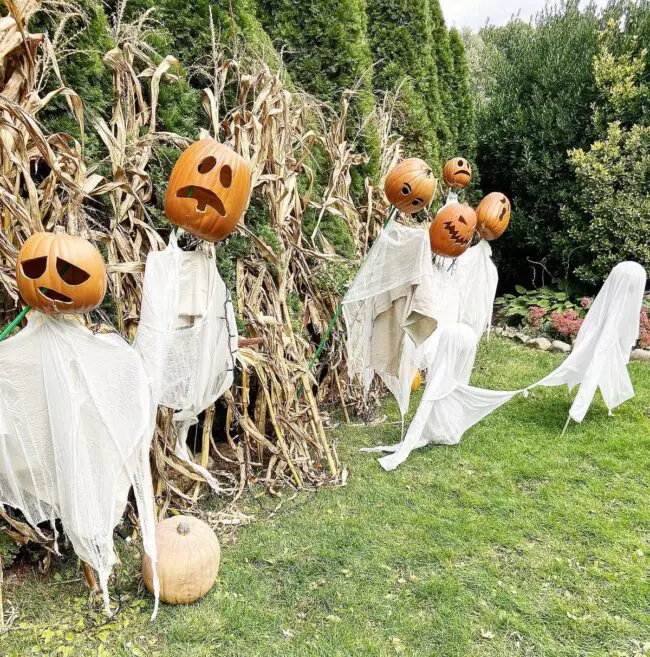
[495,284,579,321]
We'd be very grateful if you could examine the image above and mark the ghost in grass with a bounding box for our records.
[527,261,647,430]
[361,323,519,470]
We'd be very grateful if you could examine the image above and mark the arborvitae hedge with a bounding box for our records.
[366,0,441,165]
[449,28,477,166]
[430,0,455,158]
[257,0,380,183]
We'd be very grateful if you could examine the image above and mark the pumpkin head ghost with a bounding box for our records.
[429,203,477,258]
[384,158,437,214]
[443,157,472,190]
[164,140,251,242]
[476,192,511,240]
[15,231,107,314]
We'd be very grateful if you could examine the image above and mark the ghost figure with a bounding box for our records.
[134,233,237,491]
[342,222,438,418]
[0,314,159,616]
[361,323,521,470]
[528,261,647,428]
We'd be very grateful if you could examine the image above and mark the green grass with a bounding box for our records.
[2,338,649,656]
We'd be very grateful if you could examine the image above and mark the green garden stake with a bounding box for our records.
[0,305,30,342]
[297,205,399,398]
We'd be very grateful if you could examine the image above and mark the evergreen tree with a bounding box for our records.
[256,0,380,182]
[430,0,455,158]
[366,0,441,165]
[449,28,476,163]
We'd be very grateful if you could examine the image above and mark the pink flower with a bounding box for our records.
[639,308,650,349]
[550,309,583,340]
[527,306,547,329]
[580,297,592,309]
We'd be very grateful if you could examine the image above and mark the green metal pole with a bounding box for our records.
[0,306,30,342]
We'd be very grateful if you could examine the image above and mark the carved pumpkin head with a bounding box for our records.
[429,202,477,258]
[476,192,511,240]
[15,231,107,314]
[443,157,472,189]
[384,158,437,214]
[164,139,251,242]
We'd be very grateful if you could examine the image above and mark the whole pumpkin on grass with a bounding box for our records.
[165,139,251,242]
[15,231,107,314]
[143,515,221,604]
[384,158,436,214]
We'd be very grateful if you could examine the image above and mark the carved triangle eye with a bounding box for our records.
[56,258,90,285]
[21,256,48,279]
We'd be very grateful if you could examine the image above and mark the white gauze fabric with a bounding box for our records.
[528,261,647,425]
[134,233,237,490]
[342,222,438,416]
[361,323,521,470]
[0,314,159,616]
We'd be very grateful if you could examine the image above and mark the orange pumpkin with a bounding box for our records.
[476,192,511,240]
[443,157,472,189]
[384,158,437,214]
[15,231,107,314]
[429,203,477,258]
[164,139,251,242]
[143,515,221,605]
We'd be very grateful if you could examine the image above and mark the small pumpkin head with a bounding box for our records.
[384,158,437,214]
[143,515,221,605]
[15,231,107,314]
[429,202,477,258]
[164,139,251,242]
[443,157,472,189]
[476,192,511,240]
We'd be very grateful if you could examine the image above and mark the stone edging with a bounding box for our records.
[492,326,650,362]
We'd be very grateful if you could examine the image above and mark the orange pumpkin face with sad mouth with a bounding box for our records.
[443,157,472,189]
[164,140,251,242]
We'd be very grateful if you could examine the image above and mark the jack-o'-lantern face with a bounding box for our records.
[15,231,107,314]
[443,157,472,189]
[384,158,437,214]
[164,139,251,242]
[429,202,477,258]
[476,192,511,240]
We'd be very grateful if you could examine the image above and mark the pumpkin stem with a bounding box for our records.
[177,519,191,535]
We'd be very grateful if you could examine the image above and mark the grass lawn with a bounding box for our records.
[1,338,649,656]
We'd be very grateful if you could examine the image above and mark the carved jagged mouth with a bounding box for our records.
[443,221,471,245]
[38,287,72,303]
[177,186,226,215]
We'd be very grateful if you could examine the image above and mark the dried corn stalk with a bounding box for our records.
[0,0,404,546]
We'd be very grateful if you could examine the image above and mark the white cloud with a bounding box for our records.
[440,0,609,31]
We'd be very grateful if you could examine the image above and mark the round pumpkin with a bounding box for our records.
[429,203,477,258]
[384,158,436,214]
[164,139,251,242]
[443,157,472,190]
[476,192,511,241]
[411,371,422,392]
[143,515,221,605]
[15,231,107,314]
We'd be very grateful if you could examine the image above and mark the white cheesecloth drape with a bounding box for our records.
[134,233,238,492]
[361,323,520,470]
[528,261,647,425]
[342,221,438,417]
[0,314,159,616]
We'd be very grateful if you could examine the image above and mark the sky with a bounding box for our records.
[440,0,609,31]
